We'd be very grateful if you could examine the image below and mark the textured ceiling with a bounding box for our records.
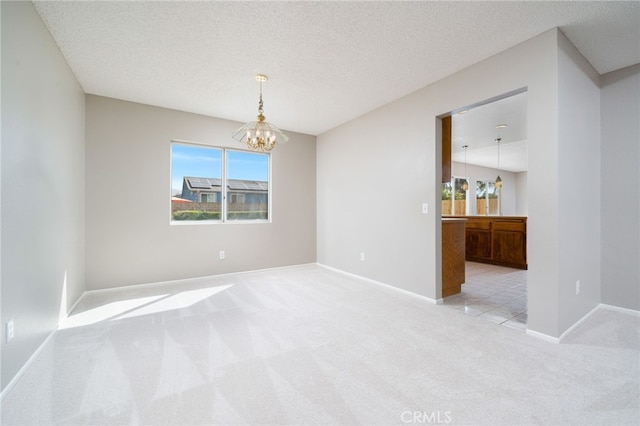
[452,91,528,173]
[33,1,639,136]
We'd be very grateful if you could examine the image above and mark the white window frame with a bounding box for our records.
[170,141,271,225]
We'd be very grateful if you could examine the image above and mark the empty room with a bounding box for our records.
[1,1,639,425]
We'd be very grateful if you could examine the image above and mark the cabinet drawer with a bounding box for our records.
[493,221,525,232]
[466,220,491,230]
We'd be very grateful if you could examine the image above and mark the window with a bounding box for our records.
[476,180,499,215]
[441,176,468,215]
[170,142,270,223]
[200,193,218,203]
[228,193,245,204]
[226,150,269,221]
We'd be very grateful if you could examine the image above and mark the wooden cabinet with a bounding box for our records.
[441,115,451,183]
[452,216,527,269]
[465,219,492,260]
[442,218,466,297]
[492,220,527,267]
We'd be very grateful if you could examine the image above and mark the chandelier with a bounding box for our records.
[232,74,289,152]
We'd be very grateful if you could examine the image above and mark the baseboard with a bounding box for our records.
[86,263,319,295]
[525,329,560,344]
[557,304,601,342]
[526,303,617,344]
[526,304,598,344]
[599,303,640,316]
[0,328,56,404]
[317,263,443,305]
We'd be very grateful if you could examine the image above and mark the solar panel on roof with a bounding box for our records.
[225,179,268,191]
[227,180,247,190]
[188,177,266,191]
[187,177,211,189]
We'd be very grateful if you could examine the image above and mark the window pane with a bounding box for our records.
[475,180,499,216]
[487,181,499,215]
[476,180,487,215]
[453,177,467,215]
[171,144,222,221]
[441,181,452,215]
[226,150,269,221]
[476,180,487,198]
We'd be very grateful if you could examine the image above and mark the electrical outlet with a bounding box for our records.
[219,251,225,260]
[576,280,580,295]
[6,320,14,343]
[360,252,365,261]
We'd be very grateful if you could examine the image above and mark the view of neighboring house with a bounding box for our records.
[179,176,268,204]
[180,177,222,202]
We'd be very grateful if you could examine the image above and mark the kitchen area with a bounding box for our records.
[440,91,529,329]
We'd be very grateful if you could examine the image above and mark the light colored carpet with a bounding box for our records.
[1,264,638,425]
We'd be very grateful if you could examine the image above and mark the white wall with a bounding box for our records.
[1,2,85,390]
[556,31,602,333]
[600,64,640,311]
[85,96,316,289]
[450,161,518,216]
[318,28,610,338]
[318,29,561,337]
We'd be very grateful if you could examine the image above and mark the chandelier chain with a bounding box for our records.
[258,80,264,116]
[495,137,503,189]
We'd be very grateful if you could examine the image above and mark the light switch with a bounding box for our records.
[422,203,429,214]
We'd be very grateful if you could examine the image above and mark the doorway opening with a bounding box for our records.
[439,89,529,330]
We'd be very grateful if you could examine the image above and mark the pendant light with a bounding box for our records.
[495,137,503,188]
[461,145,469,191]
[232,74,289,152]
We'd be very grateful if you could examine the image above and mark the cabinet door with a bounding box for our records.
[492,231,526,266]
[442,222,466,297]
[466,229,491,259]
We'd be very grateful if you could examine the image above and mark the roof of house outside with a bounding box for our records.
[185,177,221,190]
[184,177,267,192]
[228,179,267,192]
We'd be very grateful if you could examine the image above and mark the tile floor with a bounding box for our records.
[443,261,528,330]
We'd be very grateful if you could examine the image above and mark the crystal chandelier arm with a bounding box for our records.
[232,121,258,142]
[261,122,289,143]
